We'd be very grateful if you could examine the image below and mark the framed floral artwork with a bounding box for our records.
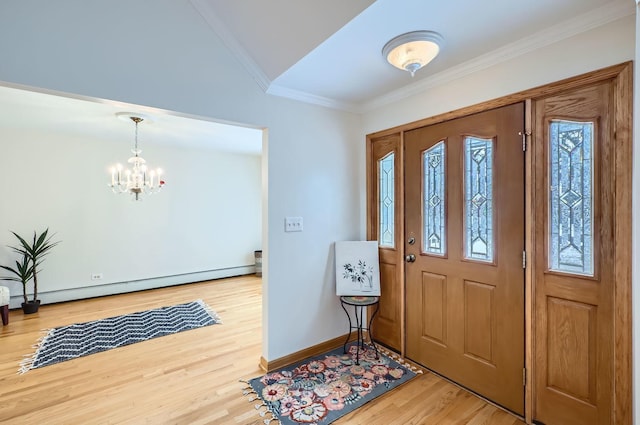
[335,241,380,296]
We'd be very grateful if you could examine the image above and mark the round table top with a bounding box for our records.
[340,295,379,306]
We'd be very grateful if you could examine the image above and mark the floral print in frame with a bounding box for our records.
[335,241,380,296]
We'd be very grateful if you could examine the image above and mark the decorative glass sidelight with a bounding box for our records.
[379,153,395,248]
[549,120,594,276]
[423,141,446,255]
[464,137,494,262]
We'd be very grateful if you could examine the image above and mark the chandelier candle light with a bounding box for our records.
[108,114,164,201]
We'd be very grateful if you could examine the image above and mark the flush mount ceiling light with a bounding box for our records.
[382,30,443,77]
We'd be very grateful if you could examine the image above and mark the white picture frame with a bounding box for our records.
[335,241,380,296]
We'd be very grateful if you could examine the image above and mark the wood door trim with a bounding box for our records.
[612,62,632,425]
[366,61,632,424]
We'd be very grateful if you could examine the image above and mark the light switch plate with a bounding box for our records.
[285,216,303,232]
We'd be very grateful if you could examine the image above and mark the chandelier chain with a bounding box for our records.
[132,117,142,155]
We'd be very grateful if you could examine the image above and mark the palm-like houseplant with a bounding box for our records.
[0,229,60,314]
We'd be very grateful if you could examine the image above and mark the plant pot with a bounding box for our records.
[21,300,41,314]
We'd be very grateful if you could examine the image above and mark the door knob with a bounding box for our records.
[406,254,416,263]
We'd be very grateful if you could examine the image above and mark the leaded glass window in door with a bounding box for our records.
[423,141,446,255]
[548,120,594,276]
[464,137,494,262]
[379,152,395,248]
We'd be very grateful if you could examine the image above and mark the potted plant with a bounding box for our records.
[0,229,60,314]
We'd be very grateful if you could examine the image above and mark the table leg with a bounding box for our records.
[340,298,380,365]
[340,300,352,354]
[355,305,364,364]
[367,302,380,359]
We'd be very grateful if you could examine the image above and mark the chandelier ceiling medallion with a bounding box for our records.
[108,112,164,201]
[382,30,443,77]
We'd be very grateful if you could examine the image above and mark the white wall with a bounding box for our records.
[363,15,635,134]
[0,128,262,307]
[0,0,362,361]
[265,112,363,357]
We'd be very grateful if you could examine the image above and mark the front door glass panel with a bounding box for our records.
[422,141,446,255]
[379,152,395,248]
[464,137,494,262]
[548,120,594,276]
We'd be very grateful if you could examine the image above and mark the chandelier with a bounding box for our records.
[108,114,164,201]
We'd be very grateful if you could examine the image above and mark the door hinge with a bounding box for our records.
[518,131,531,151]
[523,368,527,386]
[522,250,526,269]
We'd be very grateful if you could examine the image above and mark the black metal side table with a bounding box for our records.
[340,295,380,364]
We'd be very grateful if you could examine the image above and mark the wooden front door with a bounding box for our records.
[532,81,615,425]
[405,103,525,415]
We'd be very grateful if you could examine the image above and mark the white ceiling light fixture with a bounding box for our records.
[382,30,443,77]
[108,112,165,201]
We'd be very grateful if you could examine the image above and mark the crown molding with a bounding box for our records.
[190,0,360,112]
[189,0,271,92]
[362,0,635,112]
[266,84,360,113]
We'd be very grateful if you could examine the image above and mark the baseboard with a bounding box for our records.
[259,356,269,372]
[7,265,256,309]
[259,333,357,372]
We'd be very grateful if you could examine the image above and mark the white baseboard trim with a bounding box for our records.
[7,265,255,309]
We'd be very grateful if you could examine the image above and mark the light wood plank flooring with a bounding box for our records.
[0,275,525,424]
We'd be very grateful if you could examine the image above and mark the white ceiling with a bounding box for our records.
[1,0,633,154]
[0,83,264,156]
[194,0,633,111]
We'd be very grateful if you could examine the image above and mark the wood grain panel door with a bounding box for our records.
[533,82,614,425]
[367,133,403,351]
[405,103,525,415]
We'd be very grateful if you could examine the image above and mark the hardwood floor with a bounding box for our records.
[0,275,525,424]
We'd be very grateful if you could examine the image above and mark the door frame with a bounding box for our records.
[366,61,632,424]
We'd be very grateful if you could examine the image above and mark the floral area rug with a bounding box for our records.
[241,342,421,425]
[19,299,221,374]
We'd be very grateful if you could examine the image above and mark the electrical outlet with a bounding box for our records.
[91,273,103,280]
[285,216,303,232]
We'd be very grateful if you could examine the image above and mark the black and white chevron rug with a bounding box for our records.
[19,299,221,374]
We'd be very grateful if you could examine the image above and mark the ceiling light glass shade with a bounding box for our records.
[382,31,443,77]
